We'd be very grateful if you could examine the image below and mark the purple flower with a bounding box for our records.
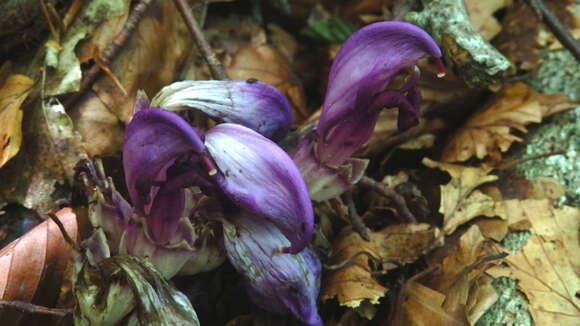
[91,106,321,325]
[150,80,293,140]
[292,21,443,201]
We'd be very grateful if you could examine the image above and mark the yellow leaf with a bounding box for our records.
[0,74,33,167]
[487,199,580,326]
[441,83,578,162]
[423,158,501,234]
[320,224,443,309]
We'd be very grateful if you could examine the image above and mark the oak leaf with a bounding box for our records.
[0,74,33,167]
[0,208,77,324]
[487,199,580,325]
[320,224,443,310]
[441,83,578,162]
[423,158,501,234]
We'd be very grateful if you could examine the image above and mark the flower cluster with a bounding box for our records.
[292,21,443,201]
[83,21,442,326]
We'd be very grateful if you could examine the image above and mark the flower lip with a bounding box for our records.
[314,21,442,165]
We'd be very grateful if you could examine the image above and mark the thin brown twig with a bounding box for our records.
[64,0,155,109]
[48,213,81,254]
[524,0,580,61]
[323,250,403,271]
[173,0,229,80]
[359,176,417,223]
[495,149,566,170]
[342,191,370,241]
[0,300,73,317]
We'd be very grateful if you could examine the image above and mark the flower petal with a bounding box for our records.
[205,123,314,253]
[317,21,441,165]
[123,108,206,220]
[223,216,322,326]
[151,80,293,139]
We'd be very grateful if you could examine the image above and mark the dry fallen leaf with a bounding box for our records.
[71,0,194,156]
[0,208,77,324]
[487,199,580,325]
[321,223,443,310]
[423,158,501,235]
[0,74,34,167]
[465,275,498,326]
[390,279,467,326]
[464,0,512,40]
[441,83,578,162]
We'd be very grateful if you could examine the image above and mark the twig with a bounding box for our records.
[449,252,508,289]
[524,0,580,61]
[342,191,370,241]
[0,300,72,317]
[323,250,402,271]
[495,149,566,170]
[64,0,155,108]
[359,176,417,223]
[48,213,82,254]
[173,0,229,80]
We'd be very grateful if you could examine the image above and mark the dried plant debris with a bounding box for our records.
[321,224,443,314]
[441,82,577,163]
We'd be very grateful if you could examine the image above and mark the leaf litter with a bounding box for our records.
[0,1,578,325]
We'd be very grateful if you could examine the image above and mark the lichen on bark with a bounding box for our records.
[405,0,511,86]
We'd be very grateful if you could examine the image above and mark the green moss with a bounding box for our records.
[475,277,533,326]
[501,231,531,253]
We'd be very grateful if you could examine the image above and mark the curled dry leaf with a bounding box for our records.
[320,223,443,311]
[441,83,578,163]
[487,199,580,326]
[423,158,501,235]
[0,74,34,168]
[0,208,77,323]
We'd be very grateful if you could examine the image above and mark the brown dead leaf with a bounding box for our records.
[71,1,194,156]
[320,223,443,310]
[0,74,34,167]
[391,279,467,326]
[441,83,578,163]
[464,0,512,40]
[225,33,309,122]
[465,275,498,325]
[0,208,77,323]
[494,0,578,70]
[487,199,580,325]
[423,158,501,235]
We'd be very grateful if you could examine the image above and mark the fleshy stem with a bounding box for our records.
[359,176,417,223]
[64,0,155,109]
[173,0,229,80]
[524,0,580,61]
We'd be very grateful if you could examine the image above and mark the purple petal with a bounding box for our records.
[150,80,293,140]
[223,216,322,326]
[205,123,314,253]
[317,21,441,165]
[123,108,208,242]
